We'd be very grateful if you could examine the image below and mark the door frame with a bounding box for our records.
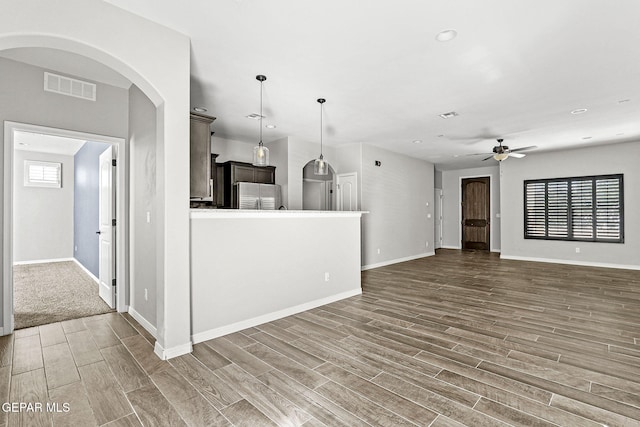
[3,121,127,334]
[458,174,492,251]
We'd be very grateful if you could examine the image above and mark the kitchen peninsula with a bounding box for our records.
[190,209,365,343]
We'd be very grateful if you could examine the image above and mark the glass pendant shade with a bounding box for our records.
[314,155,328,175]
[253,143,269,166]
[493,152,509,161]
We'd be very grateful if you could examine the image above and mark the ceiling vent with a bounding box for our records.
[44,72,96,101]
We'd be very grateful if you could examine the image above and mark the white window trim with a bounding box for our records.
[24,160,62,188]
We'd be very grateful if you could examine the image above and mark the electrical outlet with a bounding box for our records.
[74,246,78,252]
[377,248,381,254]
[324,272,330,282]
[426,241,429,248]
[144,288,148,301]
[146,211,151,223]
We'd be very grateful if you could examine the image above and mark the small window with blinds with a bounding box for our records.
[524,174,623,243]
[24,160,62,188]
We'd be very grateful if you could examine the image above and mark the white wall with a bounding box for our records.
[129,85,157,330]
[500,141,640,269]
[212,136,254,164]
[190,212,362,341]
[360,144,434,269]
[1,0,191,357]
[13,150,74,263]
[441,166,501,252]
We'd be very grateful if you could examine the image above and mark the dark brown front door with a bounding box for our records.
[462,177,490,250]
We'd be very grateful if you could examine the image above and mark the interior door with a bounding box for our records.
[461,177,490,250]
[336,172,357,211]
[98,146,115,308]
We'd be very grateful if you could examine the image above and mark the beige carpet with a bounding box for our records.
[13,261,114,329]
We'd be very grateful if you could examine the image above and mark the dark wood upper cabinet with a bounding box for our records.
[218,161,275,208]
[190,112,216,199]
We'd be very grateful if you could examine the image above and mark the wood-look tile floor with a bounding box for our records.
[2,249,640,426]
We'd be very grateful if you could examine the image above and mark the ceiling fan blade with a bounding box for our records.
[509,145,537,153]
[482,155,494,161]
[465,152,492,157]
[509,152,526,158]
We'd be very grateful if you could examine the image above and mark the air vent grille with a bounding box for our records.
[44,72,96,101]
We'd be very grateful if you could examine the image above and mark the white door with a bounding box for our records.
[98,146,115,308]
[336,172,358,211]
[435,188,443,249]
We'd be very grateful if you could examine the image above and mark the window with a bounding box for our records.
[24,160,62,188]
[524,174,623,243]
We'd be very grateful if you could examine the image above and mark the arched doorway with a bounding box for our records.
[1,0,192,358]
[302,160,336,210]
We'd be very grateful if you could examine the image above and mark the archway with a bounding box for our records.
[1,0,192,359]
[302,160,336,210]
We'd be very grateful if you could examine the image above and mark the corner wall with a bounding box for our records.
[500,141,640,269]
[360,145,434,269]
[129,85,158,330]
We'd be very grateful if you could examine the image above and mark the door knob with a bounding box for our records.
[96,231,101,235]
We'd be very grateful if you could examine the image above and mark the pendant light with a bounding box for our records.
[314,98,329,175]
[252,75,269,166]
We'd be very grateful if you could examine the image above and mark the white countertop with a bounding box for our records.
[190,209,367,219]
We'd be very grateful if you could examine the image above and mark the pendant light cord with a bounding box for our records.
[320,101,323,157]
[318,98,326,159]
[259,79,263,145]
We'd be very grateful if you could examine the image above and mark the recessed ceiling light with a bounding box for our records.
[439,111,459,119]
[265,124,276,129]
[412,139,423,144]
[436,29,458,42]
[246,113,265,120]
[18,142,29,146]
[571,108,587,115]
[193,107,208,112]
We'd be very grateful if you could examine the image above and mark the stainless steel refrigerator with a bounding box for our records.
[233,182,282,209]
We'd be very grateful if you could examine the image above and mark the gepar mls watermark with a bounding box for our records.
[2,402,70,413]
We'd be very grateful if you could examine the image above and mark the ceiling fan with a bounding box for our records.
[471,139,537,161]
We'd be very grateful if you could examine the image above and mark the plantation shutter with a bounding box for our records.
[524,174,623,243]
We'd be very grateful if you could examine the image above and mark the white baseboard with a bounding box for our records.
[490,249,501,253]
[72,258,99,284]
[13,257,74,266]
[361,252,435,271]
[154,341,193,361]
[128,307,157,338]
[191,288,362,345]
[440,245,461,250]
[500,254,640,271]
